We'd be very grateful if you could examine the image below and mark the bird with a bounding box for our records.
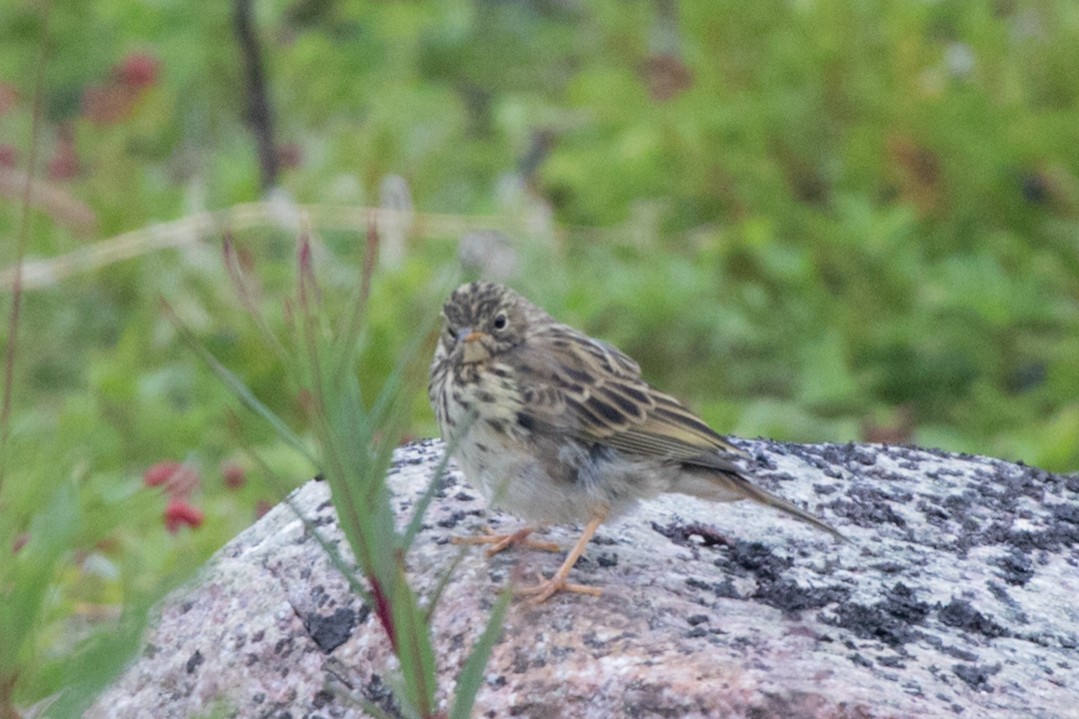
[428,281,846,603]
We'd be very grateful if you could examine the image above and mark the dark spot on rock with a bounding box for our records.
[942,645,978,662]
[312,689,334,708]
[753,578,849,615]
[438,510,468,529]
[938,600,1006,639]
[718,540,792,581]
[185,649,203,674]
[651,521,729,553]
[684,522,728,547]
[881,583,931,624]
[512,647,532,672]
[826,603,923,647]
[550,645,574,659]
[850,653,874,668]
[876,654,906,668]
[984,581,1029,624]
[845,445,878,466]
[362,673,401,718]
[305,607,359,653]
[828,486,907,528]
[1052,503,1079,525]
[952,662,999,690]
[993,548,1035,586]
[686,614,709,626]
[597,552,618,567]
[303,513,337,532]
[752,452,779,471]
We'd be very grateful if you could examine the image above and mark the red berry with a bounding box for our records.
[144,461,183,487]
[115,52,160,90]
[143,461,201,497]
[0,83,17,116]
[164,498,204,533]
[0,144,17,168]
[221,460,246,490]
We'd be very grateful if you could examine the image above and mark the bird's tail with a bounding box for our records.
[671,469,849,543]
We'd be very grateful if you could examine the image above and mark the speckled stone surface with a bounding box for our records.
[86,439,1078,719]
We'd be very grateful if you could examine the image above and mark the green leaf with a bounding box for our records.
[0,480,79,677]
[449,587,511,719]
[401,410,473,553]
[390,575,437,718]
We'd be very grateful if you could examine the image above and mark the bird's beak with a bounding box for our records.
[461,331,485,343]
[457,327,491,364]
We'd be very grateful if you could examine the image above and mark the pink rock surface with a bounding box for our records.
[87,439,1078,718]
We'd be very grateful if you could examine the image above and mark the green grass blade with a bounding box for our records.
[420,547,468,626]
[390,574,437,718]
[165,300,318,466]
[449,587,511,719]
[400,410,473,553]
[0,480,78,676]
[399,449,453,553]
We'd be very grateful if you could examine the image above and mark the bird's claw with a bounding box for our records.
[516,573,602,604]
[452,527,561,557]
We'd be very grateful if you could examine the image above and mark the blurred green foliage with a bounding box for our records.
[1,0,1078,712]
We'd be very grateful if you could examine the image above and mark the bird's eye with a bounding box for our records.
[492,312,508,331]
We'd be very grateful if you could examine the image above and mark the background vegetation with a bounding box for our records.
[1,0,1077,714]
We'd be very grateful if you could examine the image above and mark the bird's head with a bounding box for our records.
[438,281,544,364]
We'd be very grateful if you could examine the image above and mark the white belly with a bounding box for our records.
[432,357,647,524]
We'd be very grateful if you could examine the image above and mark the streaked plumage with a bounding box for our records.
[429,281,844,601]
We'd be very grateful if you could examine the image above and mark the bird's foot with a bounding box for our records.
[516,572,602,604]
[452,526,561,557]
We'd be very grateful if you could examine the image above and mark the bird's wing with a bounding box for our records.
[511,326,748,470]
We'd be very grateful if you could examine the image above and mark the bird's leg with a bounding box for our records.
[517,509,607,604]
[452,526,561,557]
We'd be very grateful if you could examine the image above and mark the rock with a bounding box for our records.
[86,439,1078,718]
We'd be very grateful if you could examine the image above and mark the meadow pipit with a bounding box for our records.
[429,281,845,603]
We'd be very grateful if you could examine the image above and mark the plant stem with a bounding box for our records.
[0,1,52,495]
